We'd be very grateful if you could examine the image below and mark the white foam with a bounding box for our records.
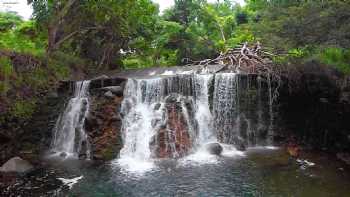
[160,70,175,76]
[220,144,246,157]
[114,157,155,174]
[297,159,315,167]
[178,70,193,75]
[248,146,280,150]
[180,148,219,165]
[58,176,83,189]
[264,146,279,150]
[47,151,76,160]
[180,143,245,166]
[148,71,157,76]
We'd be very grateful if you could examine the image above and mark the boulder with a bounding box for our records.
[232,136,246,151]
[59,152,67,158]
[337,153,350,165]
[104,91,114,98]
[47,91,59,98]
[206,143,223,155]
[0,157,33,173]
[79,141,88,159]
[92,75,109,80]
[101,86,123,96]
[154,103,162,111]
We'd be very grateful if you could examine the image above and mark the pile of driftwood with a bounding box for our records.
[184,42,281,102]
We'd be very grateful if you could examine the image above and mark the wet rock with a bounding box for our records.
[92,75,109,80]
[287,145,300,158]
[319,97,328,103]
[232,136,246,151]
[104,91,114,98]
[340,92,350,104]
[59,152,67,158]
[93,154,103,160]
[296,159,315,170]
[84,96,123,160]
[0,157,33,173]
[101,86,123,96]
[201,64,226,74]
[151,94,194,158]
[79,141,88,159]
[154,103,162,110]
[206,143,223,155]
[165,93,179,103]
[111,114,121,121]
[85,114,98,130]
[47,92,58,98]
[337,153,350,165]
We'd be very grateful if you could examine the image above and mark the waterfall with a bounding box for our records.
[117,77,197,171]
[117,78,165,171]
[117,73,274,172]
[50,81,91,159]
[193,74,215,145]
[213,73,239,145]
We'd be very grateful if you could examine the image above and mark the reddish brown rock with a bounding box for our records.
[85,95,123,160]
[151,96,195,158]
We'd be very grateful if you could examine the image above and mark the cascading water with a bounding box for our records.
[50,81,91,159]
[117,78,166,172]
[193,74,215,145]
[213,73,239,145]
[117,72,274,172]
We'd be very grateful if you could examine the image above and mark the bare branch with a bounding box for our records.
[185,42,282,103]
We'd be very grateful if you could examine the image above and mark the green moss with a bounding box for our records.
[10,99,37,120]
[101,146,115,160]
[0,56,13,76]
[318,48,350,74]
[274,47,350,75]
[0,81,10,96]
[0,56,13,96]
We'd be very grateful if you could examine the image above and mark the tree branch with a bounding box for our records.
[52,27,104,50]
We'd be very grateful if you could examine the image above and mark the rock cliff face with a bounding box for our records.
[0,93,67,164]
[150,94,196,158]
[85,90,123,160]
[2,64,350,165]
[276,62,350,152]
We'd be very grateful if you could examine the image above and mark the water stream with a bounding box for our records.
[50,81,91,159]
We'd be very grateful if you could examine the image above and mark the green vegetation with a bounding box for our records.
[0,0,349,124]
[246,0,350,73]
[0,12,67,123]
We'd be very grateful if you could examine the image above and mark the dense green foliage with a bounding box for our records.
[0,12,69,122]
[126,0,251,67]
[246,0,350,73]
[0,0,350,123]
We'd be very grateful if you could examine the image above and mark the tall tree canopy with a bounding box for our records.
[31,0,158,69]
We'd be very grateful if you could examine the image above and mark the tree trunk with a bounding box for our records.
[219,26,226,43]
[47,24,58,55]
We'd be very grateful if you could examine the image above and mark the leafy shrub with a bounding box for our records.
[0,12,22,32]
[0,56,13,76]
[10,99,36,120]
[122,56,153,69]
[318,48,350,74]
[0,56,14,96]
